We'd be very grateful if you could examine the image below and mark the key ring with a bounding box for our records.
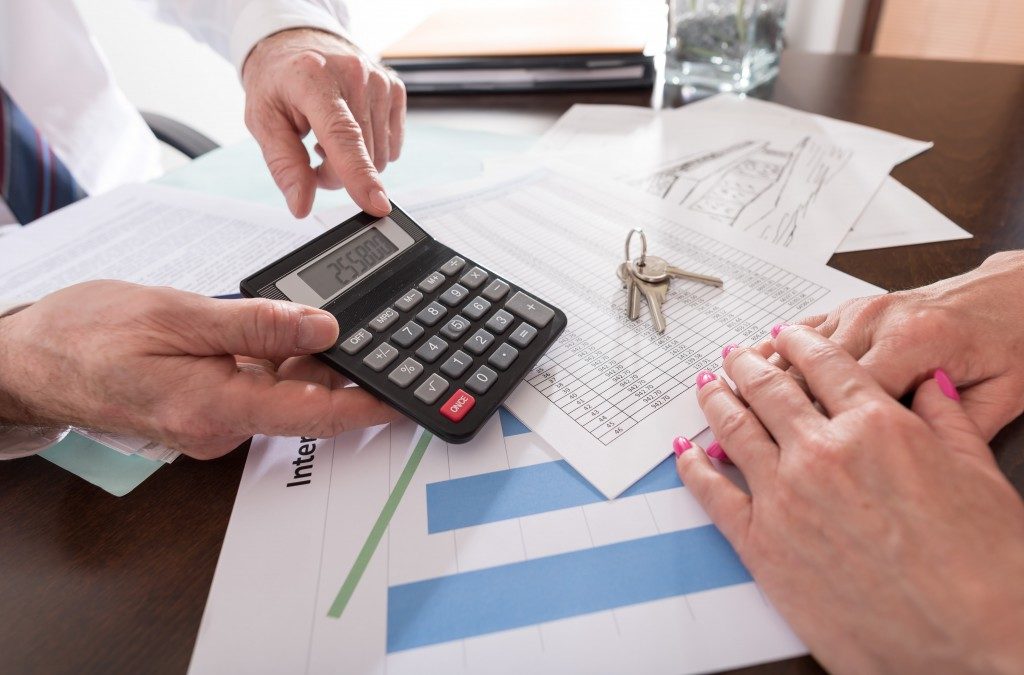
[624,228,647,268]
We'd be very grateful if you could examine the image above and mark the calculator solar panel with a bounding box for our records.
[240,203,567,443]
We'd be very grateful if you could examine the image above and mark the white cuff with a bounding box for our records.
[231,1,352,75]
[0,425,69,459]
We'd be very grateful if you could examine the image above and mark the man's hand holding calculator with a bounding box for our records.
[0,281,399,458]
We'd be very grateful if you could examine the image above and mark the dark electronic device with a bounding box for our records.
[240,204,567,443]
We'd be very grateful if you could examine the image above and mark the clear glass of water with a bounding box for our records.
[665,0,787,93]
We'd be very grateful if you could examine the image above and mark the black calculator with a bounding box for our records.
[240,203,567,444]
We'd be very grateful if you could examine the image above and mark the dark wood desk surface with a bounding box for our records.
[3,52,1023,674]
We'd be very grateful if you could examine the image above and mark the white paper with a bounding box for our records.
[321,166,882,498]
[0,183,322,302]
[190,418,805,674]
[0,183,323,460]
[533,95,932,262]
[837,177,971,253]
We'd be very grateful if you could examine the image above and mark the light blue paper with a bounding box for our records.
[40,432,164,497]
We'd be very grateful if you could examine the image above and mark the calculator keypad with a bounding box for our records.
[440,350,473,378]
[484,309,513,334]
[440,315,471,340]
[459,266,488,289]
[394,289,423,312]
[340,328,373,354]
[463,296,490,320]
[464,328,495,355]
[369,307,400,332]
[363,343,399,371]
[415,336,448,363]
[481,279,510,302]
[340,254,558,435]
[391,321,424,348]
[416,301,447,326]
[388,357,423,388]
[414,373,449,404]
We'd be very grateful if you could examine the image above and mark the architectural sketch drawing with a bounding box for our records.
[629,135,854,249]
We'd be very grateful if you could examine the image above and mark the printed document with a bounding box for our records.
[321,166,882,498]
[190,417,805,674]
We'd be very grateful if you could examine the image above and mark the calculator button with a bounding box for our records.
[459,266,489,289]
[416,301,447,326]
[481,279,510,302]
[418,272,446,293]
[391,321,424,348]
[414,374,449,404]
[509,322,538,348]
[415,335,448,363]
[368,307,400,332]
[440,389,476,422]
[394,289,423,312]
[484,309,514,334]
[466,365,498,395]
[440,315,471,340]
[387,357,424,388]
[438,283,469,307]
[339,328,373,355]
[362,343,399,372]
[439,256,466,276]
[440,350,473,378]
[463,296,491,320]
[487,343,519,371]
[464,328,495,355]
[505,291,555,328]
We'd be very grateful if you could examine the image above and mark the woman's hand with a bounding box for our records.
[794,250,1024,440]
[675,325,1024,674]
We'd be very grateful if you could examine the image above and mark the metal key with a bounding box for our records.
[634,275,670,334]
[632,255,723,288]
[616,261,642,320]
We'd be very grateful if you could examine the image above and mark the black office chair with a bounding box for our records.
[141,111,220,159]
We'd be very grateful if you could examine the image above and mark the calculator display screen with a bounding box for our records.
[297,225,400,298]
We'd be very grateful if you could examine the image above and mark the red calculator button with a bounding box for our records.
[440,389,475,422]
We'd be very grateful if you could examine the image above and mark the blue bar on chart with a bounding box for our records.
[386,524,750,652]
[426,456,681,533]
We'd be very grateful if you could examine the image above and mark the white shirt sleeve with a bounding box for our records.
[138,0,352,74]
[0,299,70,459]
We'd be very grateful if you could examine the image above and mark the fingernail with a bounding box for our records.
[297,311,338,351]
[934,368,960,401]
[706,441,732,464]
[673,436,692,457]
[287,185,301,211]
[722,343,739,360]
[696,370,717,389]
[771,323,790,339]
[370,189,391,214]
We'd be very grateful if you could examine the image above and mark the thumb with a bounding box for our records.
[189,297,339,360]
[911,369,992,463]
[250,119,317,217]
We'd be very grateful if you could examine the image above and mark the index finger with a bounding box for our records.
[221,376,400,438]
[305,90,391,216]
[773,324,890,416]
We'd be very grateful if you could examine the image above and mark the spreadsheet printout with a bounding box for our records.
[391,167,882,497]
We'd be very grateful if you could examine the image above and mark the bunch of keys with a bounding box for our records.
[616,228,724,333]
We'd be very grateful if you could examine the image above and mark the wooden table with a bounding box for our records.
[3,51,1023,674]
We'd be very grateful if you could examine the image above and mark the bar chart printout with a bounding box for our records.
[189,413,806,675]
[401,168,880,498]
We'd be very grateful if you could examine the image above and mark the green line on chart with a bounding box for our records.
[327,429,433,619]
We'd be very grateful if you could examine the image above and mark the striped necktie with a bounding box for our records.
[0,85,86,225]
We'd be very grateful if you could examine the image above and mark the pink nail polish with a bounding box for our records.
[696,370,717,389]
[721,344,739,360]
[673,437,692,457]
[771,323,790,339]
[706,441,732,464]
[934,368,960,401]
